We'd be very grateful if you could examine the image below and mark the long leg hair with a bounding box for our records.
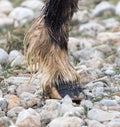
[24,0,82,99]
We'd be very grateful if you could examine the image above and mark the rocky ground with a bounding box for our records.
[0,0,120,127]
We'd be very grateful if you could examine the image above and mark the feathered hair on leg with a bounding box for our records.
[24,0,83,100]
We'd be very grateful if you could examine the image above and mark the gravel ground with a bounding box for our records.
[0,0,120,127]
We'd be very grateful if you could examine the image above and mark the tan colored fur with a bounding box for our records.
[24,16,81,93]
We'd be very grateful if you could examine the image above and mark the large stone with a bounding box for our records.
[9,50,22,63]
[101,18,119,29]
[87,109,119,122]
[86,119,105,127]
[16,108,41,127]
[0,117,11,127]
[0,98,8,111]
[0,17,14,28]
[93,1,115,16]
[21,0,44,11]
[47,117,84,127]
[9,7,34,25]
[0,48,9,64]
[4,95,20,110]
[73,48,104,61]
[106,119,120,127]
[100,99,118,106]
[79,22,105,37]
[10,54,25,67]
[116,2,120,16]
[68,37,80,52]
[72,10,91,24]
[97,32,120,43]
[39,100,61,126]
[7,106,25,119]
[0,0,13,14]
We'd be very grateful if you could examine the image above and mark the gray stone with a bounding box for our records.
[0,110,5,117]
[9,50,22,63]
[79,22,105,37]
[0,117,11,127]
[68,37,80,52]
[0,98,8,110]
[21,0,44,11]
[104,69,116,76]
[117,47,120,57]
[106,119,120,127]
[9,7,34,26]
[16,108,41,127]
[61,96,84,117]
[0,48,9,64]
[8,85,17,94]
[0,0,13,14]
[81,100,93,109]
[0,17,14,28]
[95,44,112,55]
[86,119,105,127]
[39,100,61,126]
[87,109,118,122]
[73,48,104,61]
[115,57,120,67]
[7,106,25,119]
[19,92,39,108]
[116,2,120,16]
[92,87,104,97]
[102,18,119,29]
[72,10,91,24]
[97,32,120,43]
[16,83,38,96]
[10,54,25,67]
[47,117,84,127]
[93,1,115,17]
[0,90,3,98]
[100,99,118,106]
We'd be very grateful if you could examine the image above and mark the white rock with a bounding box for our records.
[73,48,104,61]
[9,7,34,25]
[93,87,104,97]
[0,117,11,127]
[116,2,120,16]
[68,37,80,52]
[87,109,118,122]
[97,32,120,42]
[106,120,120,127]
[117,47,120,57]
[16,108,41,127]
[86,120,105,127]
[72,10,91,24]
[0,48,9,64]
[47,117,84,127]
[102,18,119,29]
[104,69,116,76]
[81,100,93,109]
[21,0,44,11]
[0,97,8,110]
[56,96,83,118]
[0,0,13,14]
[79,22,105,37]
[0,13,7,18]
[93,1,115,16]
[10,54,25,67]
[40,100,61,126]
[100,99,118,106]
[0,17,14,28]
[7,106,25,118]
[9,50,22,63]
[0,90,3,98]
